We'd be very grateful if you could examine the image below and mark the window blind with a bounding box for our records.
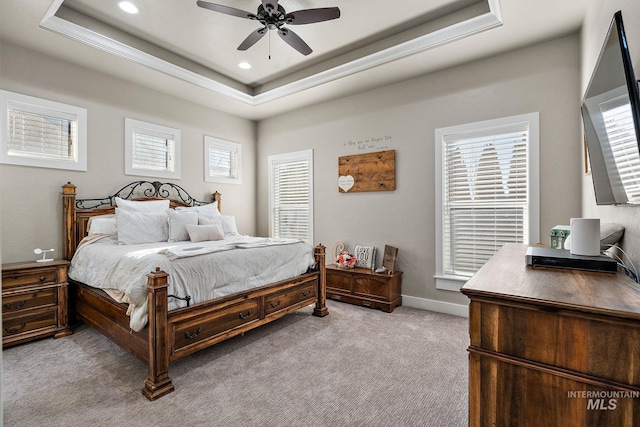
[601,96,640,202]
[442,123,530,276]
[209,145,237,179]
[132,131,174,172]
[7,107,77,161]
[272,159,310,241]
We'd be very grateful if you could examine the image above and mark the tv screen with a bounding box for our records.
[581,11,640,205]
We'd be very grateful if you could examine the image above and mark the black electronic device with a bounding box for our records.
[525,246,617,273]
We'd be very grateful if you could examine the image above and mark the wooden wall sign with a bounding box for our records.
[338,149,395,193]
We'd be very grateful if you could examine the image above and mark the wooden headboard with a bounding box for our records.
[62,181,221,261]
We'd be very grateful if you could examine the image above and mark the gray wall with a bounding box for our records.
[0,42,257,264]
[581,1,640,269]
[257,34,583,311]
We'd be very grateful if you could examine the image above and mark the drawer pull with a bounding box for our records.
[39,276,46,282]
[4,300,26,310]
[302,289,311,297]
[184,327,202,339]
[270,300,281,309]
[4,323,26,334]
[331,294,342,301]
[238,310,252,320]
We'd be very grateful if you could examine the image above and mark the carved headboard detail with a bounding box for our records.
[62,181,221,260]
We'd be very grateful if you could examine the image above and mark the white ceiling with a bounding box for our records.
[0,0,588,120]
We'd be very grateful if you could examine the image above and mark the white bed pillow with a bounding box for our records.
[186,224,225,242]
[199,214,239,236]
[116,209,169,244]
[87,214,117,235]
[115,197,170,213]
[167,209,198,242]
[175,201,220,218]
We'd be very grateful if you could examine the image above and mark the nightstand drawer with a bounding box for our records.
[3,308,57,339]
[2,270,57,289]
[2,288,56,314]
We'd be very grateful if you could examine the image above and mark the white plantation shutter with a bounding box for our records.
[436,113,539,289]
[269,150,313,242]
[125,118,180,179]
[204,137,241,184]
[1,90,87,171]
[600,97,640,202]
[132,131,174,172]
[8,108,76,161]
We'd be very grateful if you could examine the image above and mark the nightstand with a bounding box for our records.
[2,260,73,348]
[326,265,402,312]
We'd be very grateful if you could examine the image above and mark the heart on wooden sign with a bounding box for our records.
[338,175,355,192]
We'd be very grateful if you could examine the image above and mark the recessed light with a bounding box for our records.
[119,1,139,14]
[238,62,252,70]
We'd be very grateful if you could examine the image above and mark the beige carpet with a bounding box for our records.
[2,300,469,427]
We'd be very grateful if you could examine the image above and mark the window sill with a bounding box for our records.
[434,275,469,292]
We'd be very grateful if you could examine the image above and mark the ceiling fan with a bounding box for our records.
[196,1,340,56]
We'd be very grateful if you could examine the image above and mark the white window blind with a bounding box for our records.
[125,118,180,179]
[601,96,640,202]
[269,150,313,242]
[1,90,87,171]
[204,136,241,184]
[436,113,539,289]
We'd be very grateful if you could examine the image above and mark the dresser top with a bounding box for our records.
[461,243,640,320]
[2,259,69,272]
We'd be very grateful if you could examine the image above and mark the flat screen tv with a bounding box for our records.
[581,11,640,205]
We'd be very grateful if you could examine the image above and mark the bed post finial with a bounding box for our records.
[62,182,77,261]
[313,244,328,317]
[213,191,221,212]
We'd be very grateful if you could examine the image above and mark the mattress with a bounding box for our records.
[68,235,316,332]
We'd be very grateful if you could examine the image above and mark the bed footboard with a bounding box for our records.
[142,245,327,400]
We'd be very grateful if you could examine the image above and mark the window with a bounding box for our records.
[435,113,539,291]
[600,95,640,202]
[268,149,313,242]
[0,90,87,171]
[125,118,180,179]
[204,136,242,184]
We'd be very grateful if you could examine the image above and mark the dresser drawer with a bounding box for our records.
[265,280,316,316]
[2,270,57,289]
[2,288,56,314]
[3,308,57,339]
[172,299,259,353]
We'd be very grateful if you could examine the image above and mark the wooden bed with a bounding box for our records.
[61,181,327,400]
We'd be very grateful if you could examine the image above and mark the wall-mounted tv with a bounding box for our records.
[581,11,640,205]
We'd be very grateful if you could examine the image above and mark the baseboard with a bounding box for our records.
[401,295,469,318]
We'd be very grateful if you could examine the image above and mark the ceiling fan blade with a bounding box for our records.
[277,27,312,56]
[237,28,267,51]
[285,7,340,25]
[261,0,279,16]
[196,1,256,20]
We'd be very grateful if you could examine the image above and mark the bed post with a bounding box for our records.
[62,182,77,261]
[313,244,328,317]
[142,268,175,400]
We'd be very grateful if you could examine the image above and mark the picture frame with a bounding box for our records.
[382,245,398,273]
[354,245,376,269]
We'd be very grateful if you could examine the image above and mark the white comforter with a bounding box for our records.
[68,235,316,332]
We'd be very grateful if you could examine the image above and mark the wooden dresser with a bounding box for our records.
[461,244,640,426]
[2,260,73,348]
[326,265,402,312]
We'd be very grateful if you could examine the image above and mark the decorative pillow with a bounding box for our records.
[115,209,169,244]
[186,224,225,242]
[87,214,117,235]
[175,201,220,217]
[115,197,170,213]
[167,210,199,242]
[199,214,238,236]
[220,215,239,236]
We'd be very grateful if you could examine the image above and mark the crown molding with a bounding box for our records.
[40,0,503,107]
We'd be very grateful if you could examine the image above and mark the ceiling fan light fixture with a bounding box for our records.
[238,62,252,70]
[118,1,139,14]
